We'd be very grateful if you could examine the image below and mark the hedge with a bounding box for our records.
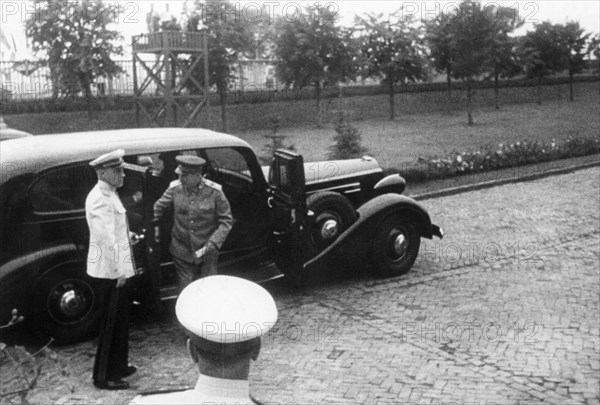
[2,75,598,115]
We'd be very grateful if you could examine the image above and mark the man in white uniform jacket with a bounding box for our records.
[131,275,278,404]
[87,150,136,281]
[86,149,137,390]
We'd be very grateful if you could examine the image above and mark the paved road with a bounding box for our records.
[18,167,600,404]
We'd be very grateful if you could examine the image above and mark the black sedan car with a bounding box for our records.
[0,128,442,343]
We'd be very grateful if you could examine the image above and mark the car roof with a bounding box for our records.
[0,128,253,183]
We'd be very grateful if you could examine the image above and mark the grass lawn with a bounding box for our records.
[4,82,599,171]
[240,84,600,170]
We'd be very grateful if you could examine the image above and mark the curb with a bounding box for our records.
[411,160,600,201]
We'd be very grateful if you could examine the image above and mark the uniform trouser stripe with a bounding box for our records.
[93,279,130,383]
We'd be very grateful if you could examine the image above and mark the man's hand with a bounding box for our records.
[204,241,218,255]
[132,191,142,203]
[152,218,160,243]
[195,242,218,259]
[116,276,127,288]
[129,231,139,245]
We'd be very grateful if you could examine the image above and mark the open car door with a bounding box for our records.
[268,149,309,282]
[122,162,163,311]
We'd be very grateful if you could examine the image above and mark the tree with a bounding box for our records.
[484,5,523,109]
[589,34,600,62]
[518,22,565,105]
[25,0,123,99]
[426,12,454,95]
[589,34,600,98]
[559,22,590,101]
[274,6,355,126]
[355,12,428,120]
[240,6,279,60]
[185,0,255,131]
[447,1,496,126]
[328,113,368,159]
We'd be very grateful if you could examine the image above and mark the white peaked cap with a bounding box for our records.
[89,149,125,168]
[175,275,278,344]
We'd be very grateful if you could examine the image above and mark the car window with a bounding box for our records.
[203,148,253,182]
[29,165,96,214]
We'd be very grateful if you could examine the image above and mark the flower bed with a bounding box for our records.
[397,136,600,183]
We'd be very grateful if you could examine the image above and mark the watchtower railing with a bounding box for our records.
[132,31,206,53]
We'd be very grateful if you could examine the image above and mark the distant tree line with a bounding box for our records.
[25,0,599,127]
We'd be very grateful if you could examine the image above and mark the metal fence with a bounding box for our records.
[0,58,278,100]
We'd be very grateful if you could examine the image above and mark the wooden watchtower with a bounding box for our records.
[132,31,209,127]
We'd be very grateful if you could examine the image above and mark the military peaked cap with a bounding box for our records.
[89,149,125,169]
[175,275,278,354]
[175,155,206,174]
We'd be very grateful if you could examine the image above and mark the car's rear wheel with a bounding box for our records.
[29,264,103,344]
[372,215,420,278]
[306,192,357,255]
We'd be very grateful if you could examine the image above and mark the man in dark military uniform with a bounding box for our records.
[130,275,278,404]
[153,155,233,290]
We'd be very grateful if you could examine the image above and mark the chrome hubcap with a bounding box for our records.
[321,219,339,240]
[60,289,84,317]
[393,233,407,257]
[49,279,94,324]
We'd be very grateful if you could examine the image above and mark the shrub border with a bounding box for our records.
[392,136,600,184]
[2,75,598,114]
[412,159,600,201]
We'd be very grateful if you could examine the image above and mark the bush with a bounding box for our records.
[397,135,600,183]
[1,309,72,403]
[328,113,368,160]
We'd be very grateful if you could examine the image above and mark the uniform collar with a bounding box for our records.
[193,374,250,401]
[98,180,116,195]
[183,180,204,195]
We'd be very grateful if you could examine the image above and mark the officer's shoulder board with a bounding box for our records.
[168,179,181,189]
[203,179,222,191]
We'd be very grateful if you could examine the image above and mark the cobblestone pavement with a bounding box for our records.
[21,167,600,405]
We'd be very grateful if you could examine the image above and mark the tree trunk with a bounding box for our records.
[81,74,93,119]
[537,75,542,105]
[467,83,473,126]
[219,82,227,132]
[315,81,322,127]
[389,79,395,121]
[81,75,92,101]
[446,67,452,98]
[569,69,574,101]
[50,67,60,99]
[494,71,499,110]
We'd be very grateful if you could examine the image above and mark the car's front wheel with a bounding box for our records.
[372,215,421,278]
[306,191,357,255]
[29,264,103,344]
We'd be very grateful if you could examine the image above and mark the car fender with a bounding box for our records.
[356,193,437,238]
[373,174,406,195]
[0,243,84,328]
[303,193,438,274]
